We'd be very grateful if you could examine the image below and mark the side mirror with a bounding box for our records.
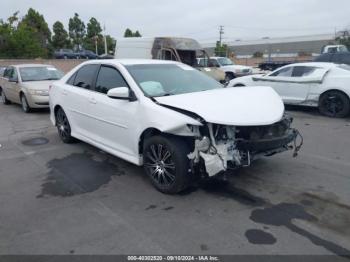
[107,87,130,100]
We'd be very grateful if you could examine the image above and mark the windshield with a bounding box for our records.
[217,57,234,66]
[126,64,223,97]
[19,67,64,82]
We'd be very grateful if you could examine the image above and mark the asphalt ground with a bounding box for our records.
[0,102,349,257]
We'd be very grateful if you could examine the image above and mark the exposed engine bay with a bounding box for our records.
[188,115,302,177]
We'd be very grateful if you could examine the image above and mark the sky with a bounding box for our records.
[1,0,350,44]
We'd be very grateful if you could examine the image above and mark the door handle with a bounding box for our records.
[89,98,97,104]
[62,89,68,95]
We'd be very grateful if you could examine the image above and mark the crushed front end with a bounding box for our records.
[188,115,302,177]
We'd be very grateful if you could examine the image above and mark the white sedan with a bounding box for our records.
[228,62,350,118]
[50,59,301,194]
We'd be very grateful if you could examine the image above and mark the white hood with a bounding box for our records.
[21,80,55,91]
[156,86,284,126]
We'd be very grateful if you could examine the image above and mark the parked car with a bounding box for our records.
[228,62,350,118]
[0,64,64,112]
[49,59,301,194]
[54,49,79,59]
[115,37,226,83]
[197,57,252,82]
[314,52,350,65]
[78,49,98,59]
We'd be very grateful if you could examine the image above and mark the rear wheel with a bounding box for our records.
[20,94,31,113]
[55,108,75,143]
[143,135,192,194]
[0,88,11,105]
[319,91,350,118]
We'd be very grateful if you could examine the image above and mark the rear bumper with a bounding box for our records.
[237,129,297,152]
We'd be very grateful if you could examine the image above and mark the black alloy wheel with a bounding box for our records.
[319,91,350,118]
[143,136,191,194]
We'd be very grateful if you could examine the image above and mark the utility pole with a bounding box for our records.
[219,25,224,46]
[219,25,224,57]
[103,24,108,55]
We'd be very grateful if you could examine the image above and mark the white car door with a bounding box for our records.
[4,67,20,103]
[62,64,100,138]
[86,65,139,156]
[252,66,328,104]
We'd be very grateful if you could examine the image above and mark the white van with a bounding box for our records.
[115,37,225,83]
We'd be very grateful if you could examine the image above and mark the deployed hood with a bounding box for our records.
[155,86,284,126]
[21,80,55,90]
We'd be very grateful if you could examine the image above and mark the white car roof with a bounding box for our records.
[285,62,337,69]
[11,64,54,68]
[82,59,182,66]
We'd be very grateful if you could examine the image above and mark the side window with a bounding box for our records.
[95,66,128,94]
[159,49,177,61]
[10,68,18,80]
[269,66,293,77]
[73,64,99,89]
[209,59,219,67]
[292,66,316,77]
[3,68,11,78]
[66,72,77,85]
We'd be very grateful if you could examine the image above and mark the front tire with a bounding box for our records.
[143,135,192,194]
[20,94,31,113]
[0,88,11,105]
[319,91,350,118]
[55,108,75,143]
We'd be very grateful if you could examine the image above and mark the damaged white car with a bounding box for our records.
[50,60,302,194]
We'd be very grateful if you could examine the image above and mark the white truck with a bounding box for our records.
[115,37,225,83]
[198,57,253,82]
[321,45,348,54]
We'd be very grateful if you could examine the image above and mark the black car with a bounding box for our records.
[54,49,79,59]
[314,52,350,65]
[78,50,98,59]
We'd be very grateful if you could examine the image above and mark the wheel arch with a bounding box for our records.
[138,127,196,155]
[319,89,350,103]
[138,128,162,155]
[234,83,246,87]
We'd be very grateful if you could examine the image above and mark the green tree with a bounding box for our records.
[214,41,228,57]
[52,21,70,49]
[134,30,141,37]
[69,13,85,48]
[21,8,51,49]
[106,35,116,54]
[86,17,102,38]
[9,23,46,58]
[124,28,142,37]
[336,30,350,49]
[84,17,103,53]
